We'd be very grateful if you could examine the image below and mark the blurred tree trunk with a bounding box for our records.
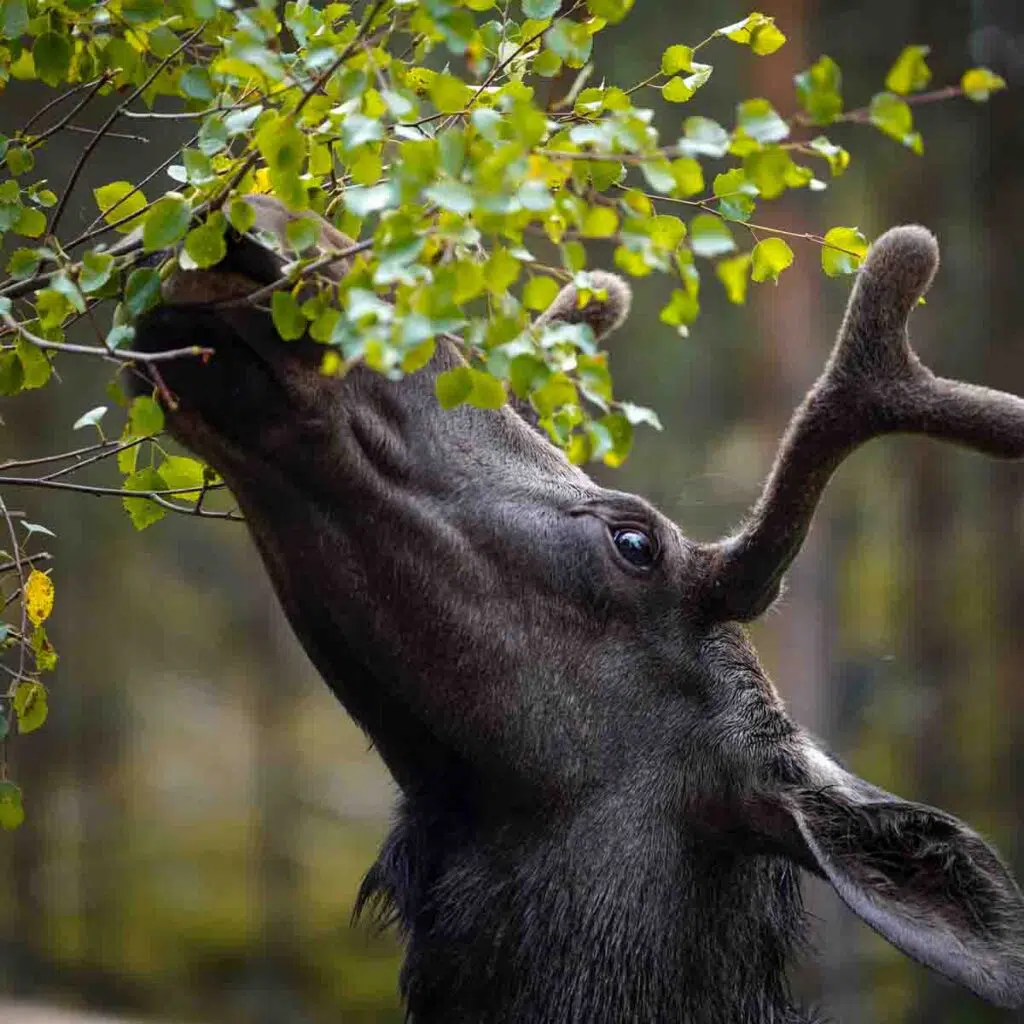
[979,17,1024,1024]
[747,1,864,1015]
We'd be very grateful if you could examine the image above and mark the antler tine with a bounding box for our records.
[699,225,1024,624]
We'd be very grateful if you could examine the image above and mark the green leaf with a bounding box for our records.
[129,395,165,436]
[124,268,161,318]
[662,76,694,103]
[680,116,730,158]
[485,248,521,294]
[179,66,214,101]
[961,67,1006,102]
[821,226,868,277]
[343,182,396,217]
[868,92,922,154]
[545,17,593,65]
[736,98,789,143]
[582,206,619,238]
[0,350,24,396]
[198,114,229,155]
[523,0,559,16]
[750,237,794,283]
[93,181,148,233]
[466,369,506,410]
[30,625,57,672]
[660,288,700,331]
[271,291,306,341]
[33,32,71,87]
[0,782,24,831]
[524,276,561,311]
[716,253,752,304]
[430,73,473,113]
[36,288,73,329]
[73,406,107,430]
[717,13,786,55]
[649,215,686,250]
[79,250,114,294]
[743,146,794,200]
[157,456,205,501]
[142,194,190,251]
[0,0,29,39]
[795,55,842,125]
[424,181,474,215]
[182,148,216,186]
[586,0,633,21]
[286,216,319,253]
[16,337,51,389]
[122,466,167,530]
[183,213,227,269]
[661,45,693,75]
[13,680,47,733]
[6,144,33,174]
[671,157,704,197]
[532,373,578,417]
[227,197,256,234]
[7,247,41,280]
[14,205,45,238]
[689,214,735,258]
[257,115,307,175]
[436,365,474,409]
[106,325,135,351]
[808,135,849,176]
[885,45,931,95]
[713,169,757,222]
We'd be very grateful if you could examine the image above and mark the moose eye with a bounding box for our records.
[611,528,656,569]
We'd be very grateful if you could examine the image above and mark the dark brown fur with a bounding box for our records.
[126,200,1024,1021]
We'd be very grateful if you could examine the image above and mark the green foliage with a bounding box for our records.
[0,0,1007,818]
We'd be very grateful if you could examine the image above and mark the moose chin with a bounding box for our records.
[127,194,1024,1023]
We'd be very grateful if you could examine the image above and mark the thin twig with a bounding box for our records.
[20,77,108,134]
[47,23,207,238]
[215,239,376,308]
[37,439,152,481]
[27,74,115,150]
[1,312,212,364]
[0,552,52,575]
[63,124,150,143]
[1,439,129,472]
[0,493,28,684]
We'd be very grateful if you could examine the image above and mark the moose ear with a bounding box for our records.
[534,271,632,341]
[781,775,1024,1008]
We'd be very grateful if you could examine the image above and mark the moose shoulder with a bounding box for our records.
[128,195,1024,1023]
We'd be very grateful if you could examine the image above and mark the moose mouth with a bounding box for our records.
[130,295,343,468]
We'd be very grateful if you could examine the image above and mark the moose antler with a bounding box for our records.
[700,226,1024,623]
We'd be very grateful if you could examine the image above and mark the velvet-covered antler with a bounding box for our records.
[699,226,1024,623]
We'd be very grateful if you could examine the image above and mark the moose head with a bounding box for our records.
[129,195,1024,1023]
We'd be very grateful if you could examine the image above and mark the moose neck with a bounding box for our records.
[362,787,810,1024]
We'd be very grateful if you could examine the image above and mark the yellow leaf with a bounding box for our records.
[24,569,54,626]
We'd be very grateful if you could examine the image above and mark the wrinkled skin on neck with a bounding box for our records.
[130,208,1024,1021]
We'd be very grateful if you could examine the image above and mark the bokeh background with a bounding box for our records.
[2,0,1023,1021]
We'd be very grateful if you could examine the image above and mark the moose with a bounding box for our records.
[128,194,1024,1022]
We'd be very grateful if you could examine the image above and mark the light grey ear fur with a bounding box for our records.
[534,271,632,341]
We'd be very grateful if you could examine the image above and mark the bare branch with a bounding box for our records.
[0,475,241,521]
[47,23,207,238]
[27,73,115,150]
[0,312,212,365]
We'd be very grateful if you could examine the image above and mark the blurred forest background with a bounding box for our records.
[2,0,1023,1021]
